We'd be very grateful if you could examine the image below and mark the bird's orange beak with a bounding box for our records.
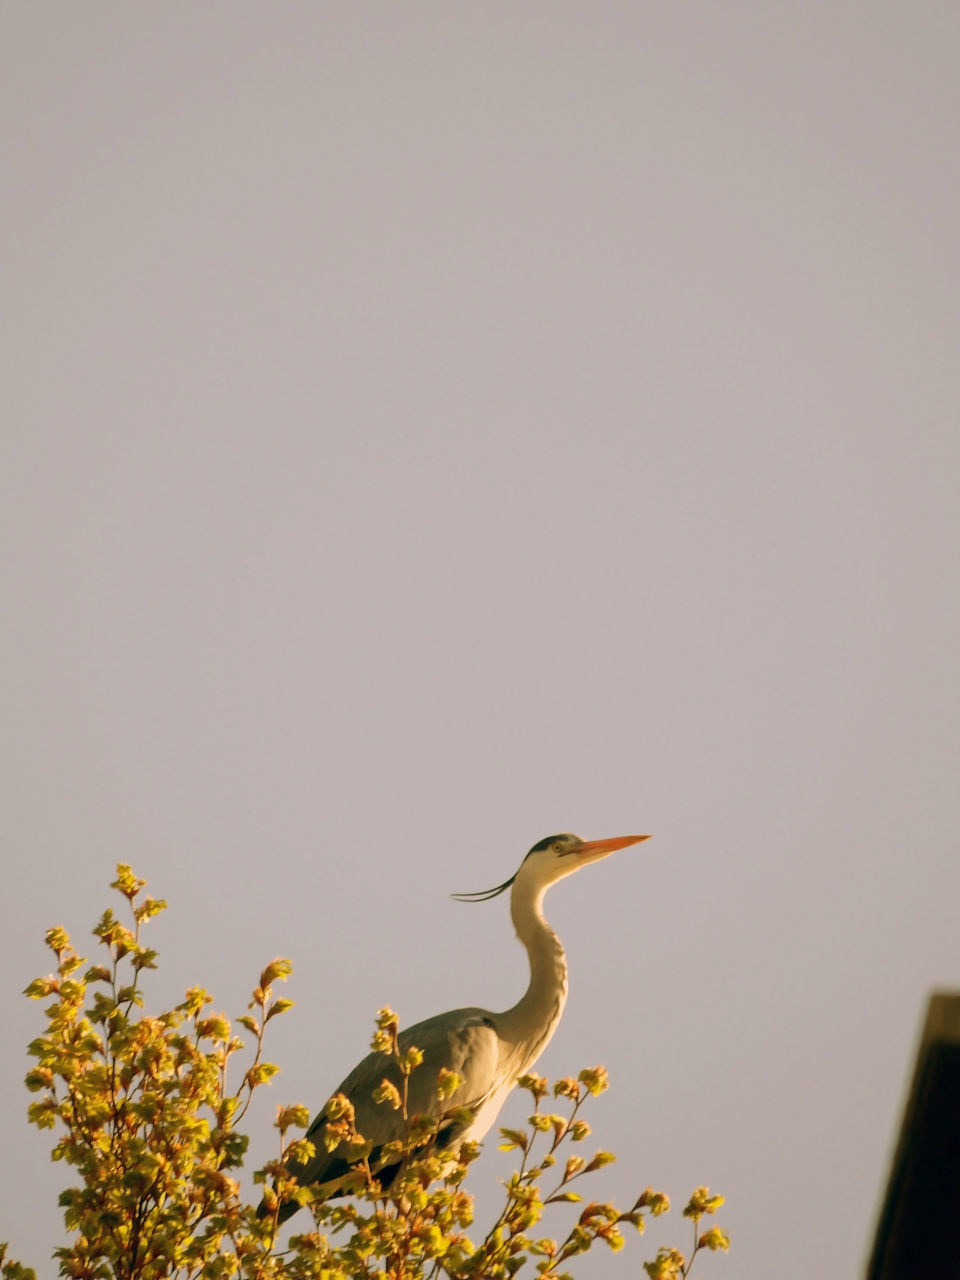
[577,834,651,857]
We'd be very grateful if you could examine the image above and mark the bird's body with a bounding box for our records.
[265,831,648,1224]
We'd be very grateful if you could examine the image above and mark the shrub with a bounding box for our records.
[3,867,729,1280]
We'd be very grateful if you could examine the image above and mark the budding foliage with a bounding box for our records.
[5,866,730,1280]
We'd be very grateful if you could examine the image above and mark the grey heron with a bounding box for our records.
[263,831,650,1223]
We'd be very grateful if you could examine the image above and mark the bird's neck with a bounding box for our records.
[496,876,569,1070]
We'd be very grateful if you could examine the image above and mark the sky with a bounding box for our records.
[2,4,958,1277]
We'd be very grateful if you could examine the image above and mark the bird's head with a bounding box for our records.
[452,832,651,903]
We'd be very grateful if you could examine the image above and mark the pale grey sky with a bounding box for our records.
[2,5,958,1277]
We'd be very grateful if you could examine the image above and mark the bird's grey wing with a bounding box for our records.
[287,1009,501,1195]
[398,1009,502,1126]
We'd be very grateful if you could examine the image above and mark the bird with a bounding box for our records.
[261,831,650,1224]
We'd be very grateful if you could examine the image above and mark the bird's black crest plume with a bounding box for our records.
[451,873,516,903]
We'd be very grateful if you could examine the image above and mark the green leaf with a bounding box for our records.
[373,1079,402,1110]
[134,896,167,923]
[23,978,56,999]
[259,957,293,989]
[24,1069,52,1093]
[399,1046,424,1074]
[179,987,211,1017]
[584,1150,616,1172]
[498,1128,529,1152]
[698,1226,731,1252]
[245,1061,280,1088]
[577,1065,609,1096]
[197,1014,231,1041]
[275,1104,311,1132]
[44,927,70,953]
[265,997,294,1022]
[517,1072,549,1101]
[110,863,145,899]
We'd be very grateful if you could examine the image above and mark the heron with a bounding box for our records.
[262,831,650,1224]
